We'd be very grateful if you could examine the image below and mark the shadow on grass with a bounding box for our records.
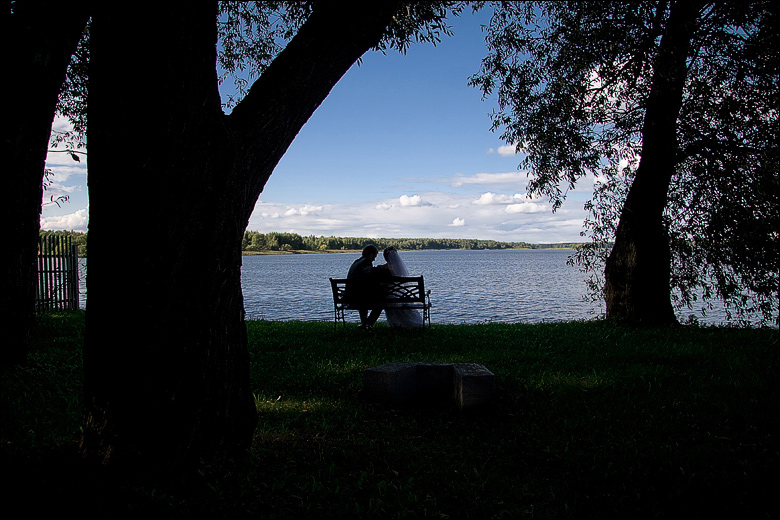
[2,314,777,519]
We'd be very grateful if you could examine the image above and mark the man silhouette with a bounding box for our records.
[347,245,389,329]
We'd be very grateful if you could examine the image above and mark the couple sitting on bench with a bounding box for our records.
[347,245,424,329]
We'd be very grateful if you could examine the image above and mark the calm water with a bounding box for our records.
[79,250,768,325]
[242,249,603,324]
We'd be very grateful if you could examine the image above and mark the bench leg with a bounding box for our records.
[334,306,345,331]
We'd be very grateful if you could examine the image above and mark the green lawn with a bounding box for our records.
[2,311,777,518]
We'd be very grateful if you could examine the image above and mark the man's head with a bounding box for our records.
[362,245,378,260]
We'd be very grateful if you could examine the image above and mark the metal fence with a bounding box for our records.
[36,234,80,311]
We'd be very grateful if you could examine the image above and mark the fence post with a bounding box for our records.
[67,244,79,309]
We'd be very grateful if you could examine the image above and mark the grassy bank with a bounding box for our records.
[2,311,778,518]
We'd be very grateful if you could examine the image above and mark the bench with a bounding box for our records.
[329,276,432,330]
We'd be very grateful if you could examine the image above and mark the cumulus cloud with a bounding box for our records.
[399,194,422,206]
[487,142,519,156]
[472,192,547,210]
[399,194,434,207]
[245,187,586,243]
[40,208,89,232]
[281,205,323,217]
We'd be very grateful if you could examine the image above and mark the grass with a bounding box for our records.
[2,311,778,519]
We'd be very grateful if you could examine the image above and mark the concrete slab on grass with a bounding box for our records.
[363,362,495,410]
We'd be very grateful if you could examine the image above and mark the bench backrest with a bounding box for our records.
[330,276,427,305]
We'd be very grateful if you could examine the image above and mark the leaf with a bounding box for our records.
[70,152,80,162]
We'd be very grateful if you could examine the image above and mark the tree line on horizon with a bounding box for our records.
[241,230,584,252]
[38,230,584,256]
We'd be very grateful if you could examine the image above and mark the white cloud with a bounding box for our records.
[301,205,322,215]
[283,204,322,216]
[472,192,546,208]
[487,142,518,157]
[40,208,89,232]
[246,187,588,243]
[399,194,423,206]
[506,202,547,214]
[473,192,516,205]
[473,192,505,205]
[450,171,528,188]
[51,114,74,134]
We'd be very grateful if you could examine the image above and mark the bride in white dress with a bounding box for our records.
[382,247,424,328]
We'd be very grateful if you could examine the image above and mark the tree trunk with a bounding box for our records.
[604,0,702,326]
[2,2,88,366]
[82,1,400,471]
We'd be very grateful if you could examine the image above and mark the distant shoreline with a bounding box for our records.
[241,246,581,256]
[36,231,590,258]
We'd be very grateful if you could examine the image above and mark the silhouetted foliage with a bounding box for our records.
[471,1,778,325]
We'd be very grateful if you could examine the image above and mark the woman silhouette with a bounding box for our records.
[382,247,424,328]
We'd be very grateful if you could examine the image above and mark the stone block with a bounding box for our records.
[363,362,495,410]
[415,363,456,405]
[453,363,496,410]
[363,362,419,404]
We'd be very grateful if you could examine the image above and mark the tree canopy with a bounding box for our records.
[470,0,778,325]
[52,1,465,143]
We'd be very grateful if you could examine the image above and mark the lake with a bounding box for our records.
[78,249,763,325]
[241,249,604,324]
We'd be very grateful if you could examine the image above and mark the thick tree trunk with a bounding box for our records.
[83,2,245,470]
[2,2,88,366]
[604,0,702,326]
[82,1,400,470]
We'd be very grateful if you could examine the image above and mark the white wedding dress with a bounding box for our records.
[384,249,424,328]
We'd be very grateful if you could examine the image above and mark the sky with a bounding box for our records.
[40,7,595,244]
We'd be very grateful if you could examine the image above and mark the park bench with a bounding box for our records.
[329,276,432,330]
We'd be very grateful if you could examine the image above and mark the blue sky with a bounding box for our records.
[41,7,594,243]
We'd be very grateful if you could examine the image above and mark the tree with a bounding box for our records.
[2,2,89,365]
[81,1,461,471]
[470,1,778,326]
[603,0,703,325]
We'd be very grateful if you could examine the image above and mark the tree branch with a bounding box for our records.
[226,1,402,204]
